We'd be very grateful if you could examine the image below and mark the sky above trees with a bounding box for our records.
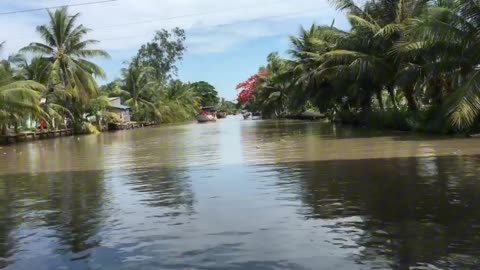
[0,0,348,100]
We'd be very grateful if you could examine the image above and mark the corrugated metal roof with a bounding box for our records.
[107,97,130,110]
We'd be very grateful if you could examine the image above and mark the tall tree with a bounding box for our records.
[191,81,219,107]
[21,7,109,106]
[136,28,186,81]
[0,44,45,134]
[158,80,200,122]
[396,0,480,129]
[121,59,160,121]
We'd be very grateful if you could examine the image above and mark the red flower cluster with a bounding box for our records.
[236,70,269,104]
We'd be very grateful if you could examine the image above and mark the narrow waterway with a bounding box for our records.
[0,116,480,269]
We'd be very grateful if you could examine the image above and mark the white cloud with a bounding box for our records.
[1,0,345,51]
[0,0,348,85]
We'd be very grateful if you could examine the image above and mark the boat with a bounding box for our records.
[243,112,252,120]
[196,114,216,123]
[217,111,227,119]
[197,107,217,123]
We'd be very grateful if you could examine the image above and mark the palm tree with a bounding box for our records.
[396,0,480,129]
[313,0,431,112]
[0,44,46,135]
[121,59,161,122]
[10,55,49,83]
[254,53,298,117]
[290,23,367,114]
[21,7,109,105]
[158,80,200,123]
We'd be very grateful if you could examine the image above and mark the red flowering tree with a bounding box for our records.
[236,70,269,104]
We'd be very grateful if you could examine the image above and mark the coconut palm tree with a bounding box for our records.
[289,24,348,113]
[0,44,46,135]
[158,80,200,123]
[396,0,480,129]
[313,0,431,112]
[253,53,298,117]
[21,7,109,104]
[121,59,161,121]
[10,55,49,83]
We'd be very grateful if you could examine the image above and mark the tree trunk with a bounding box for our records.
[376,91,384,111]
[403,87,418,111]
[362,92,373,113]
[1,124,6,136]
[387,86,398,109]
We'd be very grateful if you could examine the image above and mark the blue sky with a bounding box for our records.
[0,0,349,101]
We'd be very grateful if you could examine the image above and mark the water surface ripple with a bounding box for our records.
[0,117,480,269]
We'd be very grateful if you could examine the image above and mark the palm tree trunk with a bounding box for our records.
[362,92,372,113]
[376,91,384,111]
[1,124,6,136]
[387,86,398,109]
[403,87,418,111]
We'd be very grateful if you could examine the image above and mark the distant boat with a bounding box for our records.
[243,112,252,120]
[197,107,217,123]
[252,112,261,120]
[243,112,261,120]
[217,111,227,119]
[197,114,216,123]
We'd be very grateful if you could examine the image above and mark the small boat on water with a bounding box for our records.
[197,114,216,123]
[243,112,252,120]
[242,112,261,120]
[217,111,227,119]
[197,107,217,123]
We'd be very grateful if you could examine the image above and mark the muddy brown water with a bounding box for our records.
[0,116,479,269]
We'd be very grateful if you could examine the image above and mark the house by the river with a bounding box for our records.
[107,97,131,122]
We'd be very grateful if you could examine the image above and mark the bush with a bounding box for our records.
[336,107,458,134]
[84,123,100,134]
[104,112,122,124]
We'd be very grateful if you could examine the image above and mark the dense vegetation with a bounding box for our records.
[0,8,224,136]
[238,0,480,134]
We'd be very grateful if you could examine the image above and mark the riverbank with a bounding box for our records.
[333,108,480,136]
[1,129,74,144]
[0,121,158,145]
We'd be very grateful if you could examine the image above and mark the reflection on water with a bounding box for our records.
[0,117,480,269]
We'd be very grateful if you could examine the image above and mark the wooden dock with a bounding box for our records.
[1,129,74,144]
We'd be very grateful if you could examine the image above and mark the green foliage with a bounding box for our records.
[84,123,100,134]
[18,7,109,130]
[157,80,200,123]
[104,112,122,124]
[0,9,210,136]
[135,28,186,81]
[21,8,109,101]
[191,81,219,107]
[218,98,237,114]
[245,0,480,134]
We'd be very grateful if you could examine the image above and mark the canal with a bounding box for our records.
[0,116,479,269]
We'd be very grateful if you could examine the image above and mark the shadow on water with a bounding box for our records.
[258,155,480,269]
[1,155,479,269]
[250,120,471,142]
[124,167,195,212]
[0,170,107,268]
[0,165,195,270]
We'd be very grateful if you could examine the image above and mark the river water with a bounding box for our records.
[0,116,480,270]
